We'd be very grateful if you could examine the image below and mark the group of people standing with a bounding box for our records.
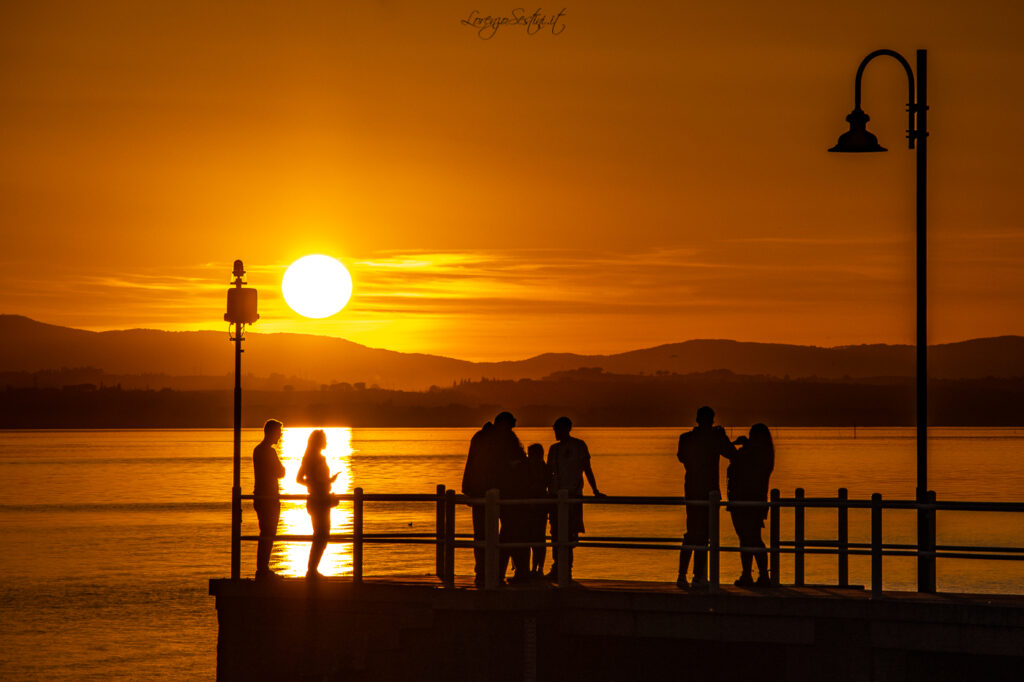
[462,412,605,586]
[462,406,774,588]
[250,405,774,588]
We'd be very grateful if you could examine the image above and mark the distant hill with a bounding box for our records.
[2,315,1023,391]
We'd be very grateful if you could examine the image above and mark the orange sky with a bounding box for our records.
[2,1,1023,360]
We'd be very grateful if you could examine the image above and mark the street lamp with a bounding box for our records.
[830,48,934,593]
[225,259,259,580]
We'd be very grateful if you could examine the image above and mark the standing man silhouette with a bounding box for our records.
[547,416,605,582]
[676,406,735,589]
[462,412,527,586]
[253,419,286,581]
[463,419,498,586]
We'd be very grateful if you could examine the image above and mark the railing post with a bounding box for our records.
[231,486,241,580]
[353,487,363,584]
[924,489,937,593]
[485,488,500,589]
[871,492,883,596]
[444,490,456,587]
[708,490,720,592]
[557,489,570,587]
[435,484,446,580]
[794,488,805,587]
[838,487,849,587]
[769,488,781,586]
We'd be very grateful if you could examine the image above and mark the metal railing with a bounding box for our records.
[237,486,1024,593]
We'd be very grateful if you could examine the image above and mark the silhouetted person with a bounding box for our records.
[547,416,605,581]
[676,406,736,589]
[296,429,339,579]
[462,420,497,586]
[726,423,775,586]
[525,443,550,575]
[253,419,286,581]
[497,424,531,583]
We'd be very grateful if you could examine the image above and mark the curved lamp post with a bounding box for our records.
[830,49,934,593]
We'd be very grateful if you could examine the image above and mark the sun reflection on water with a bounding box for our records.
[272,427,353,577]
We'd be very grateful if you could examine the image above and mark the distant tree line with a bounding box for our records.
[2,368,1021,428]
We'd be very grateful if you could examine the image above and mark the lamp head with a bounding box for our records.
[829,108,886,152]
[225,259,259,324]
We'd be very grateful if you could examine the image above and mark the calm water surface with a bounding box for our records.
[2,427,1023,679]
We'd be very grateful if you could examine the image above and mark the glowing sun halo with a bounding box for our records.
[282,255,353,319]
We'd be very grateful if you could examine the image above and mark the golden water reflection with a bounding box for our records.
[271,427,354,577]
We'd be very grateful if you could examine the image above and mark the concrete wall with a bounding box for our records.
[210,580,1024,681]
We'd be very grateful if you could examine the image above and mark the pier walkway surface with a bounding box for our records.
[210,575,1024,682]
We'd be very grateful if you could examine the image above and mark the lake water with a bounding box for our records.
[2,427,1023,679]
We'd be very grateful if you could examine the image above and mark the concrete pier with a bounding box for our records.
[210,576,1024,681]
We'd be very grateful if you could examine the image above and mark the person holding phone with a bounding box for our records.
[296,429,339,579]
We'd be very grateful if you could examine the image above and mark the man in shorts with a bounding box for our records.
[547,416,605,581]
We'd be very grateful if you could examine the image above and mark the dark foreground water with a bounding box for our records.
[2,427,1023,679]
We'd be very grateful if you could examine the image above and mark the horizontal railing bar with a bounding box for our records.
[936,544,1024,554]
[361,494,444,502]
[244,493,441,502]
[585,497,712,506]
[935,552,1024,561]
[783,499,921,509]
[241,534,448,546]
[577,541,684,551]
[235,531,1016,554]
[243,532,442,539]
[780,538,1024,554]
[462,496,697,506]
[776,499,1024,512]
[583,536,682,543]
[934,501,1024,512]
[239,536,1024,562]
[781,540,920,550]
[244,492,1024,513]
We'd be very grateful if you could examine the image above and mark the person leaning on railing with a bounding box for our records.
[546,416,605,582]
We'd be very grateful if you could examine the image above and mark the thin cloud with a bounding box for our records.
[4,242,1018,357]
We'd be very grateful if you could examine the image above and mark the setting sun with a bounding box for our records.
[281,255,354,319]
